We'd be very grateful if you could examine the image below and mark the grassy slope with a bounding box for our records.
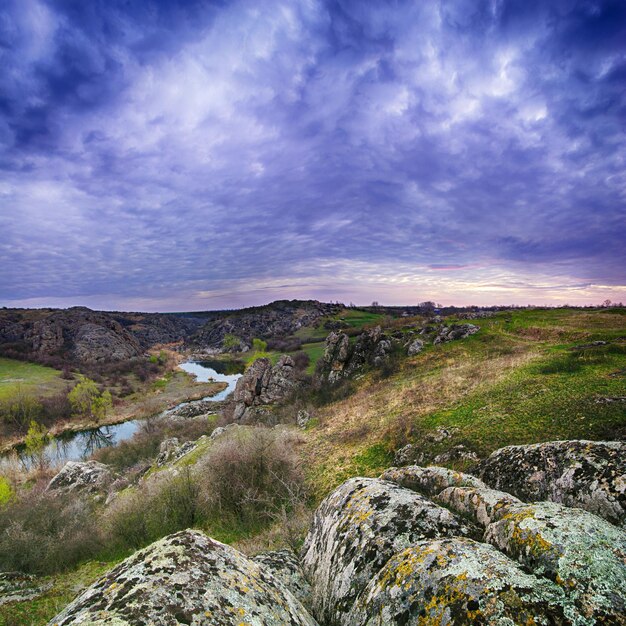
[303,308,626,499]
[0,358,64,401]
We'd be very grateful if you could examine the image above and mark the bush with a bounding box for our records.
[292,351,310,372]
[199,428,306,528]
[0,490,102,575]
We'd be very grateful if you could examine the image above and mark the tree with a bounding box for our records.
[68,378,112,423]
[25,420,49,471]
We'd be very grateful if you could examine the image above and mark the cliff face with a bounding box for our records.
[47,439,625,626]
[189,300,342,352]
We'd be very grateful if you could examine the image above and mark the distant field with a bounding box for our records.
[304,307,626,498]
[0,357,64,400]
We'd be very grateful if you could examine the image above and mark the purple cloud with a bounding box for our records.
[1,0,625,310]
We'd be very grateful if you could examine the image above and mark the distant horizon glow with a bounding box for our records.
[1,1,625,311]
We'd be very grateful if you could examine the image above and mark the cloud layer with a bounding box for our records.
[1,0,625,310]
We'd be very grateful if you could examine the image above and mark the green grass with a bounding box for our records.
[0,559,118,626]
[304,308,626,497]
[0,358,64,401]
[302,341,326,374]
[337,309,385,328]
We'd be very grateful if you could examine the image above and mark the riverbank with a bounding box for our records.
[0,372,227,456]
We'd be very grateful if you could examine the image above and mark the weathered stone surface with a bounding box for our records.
[436,485,522,527]
[433,444,480,465]
[232,355,297,420]
[297,410,311,428]
[49,530,318,626]
[0,572,52,606]
[478,440,626,527]
[301,477,472,625]
[46,460,114,495]
[345,538,574,626]
[155,438,197,467]
[252,549,313,611]
[392,444,425,467]
[380,466,485,498]
[322,332,351,383]
[406,338,423,356]
[484,501,626,622]
[433,323,479,344]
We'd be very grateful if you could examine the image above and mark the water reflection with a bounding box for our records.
[0,360,243,470]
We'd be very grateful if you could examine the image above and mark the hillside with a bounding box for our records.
[0,306,624,625]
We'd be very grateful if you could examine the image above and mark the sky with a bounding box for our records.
[1,0,625,312]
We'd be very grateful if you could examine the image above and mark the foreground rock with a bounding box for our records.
[232,355,297,421]
[478,440,626,527]
[346,538,573,626]
[301,477,473,625]
[46,460,114,495]
[49,530,318,626]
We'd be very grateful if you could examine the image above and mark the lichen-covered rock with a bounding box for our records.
[433,444,480,465]
[380,465,485,498]
[155,438,197,467]
[478,440,626,527]
[49,530,318,626]
[406,338,423,356]
[484,501,626,622]
[436,485,522,527]
[0,572,52,606]
[345,538,575,626]
[301,477,473,625]
[433,323,479,344]
[46,460,114,495]
[297,410,311,428]
[232,355,297,420]
[392,444,425,467]
[252,550,313,611]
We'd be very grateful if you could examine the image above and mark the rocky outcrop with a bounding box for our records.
[477,440,626,527]
[433,323,480,344]
[380,465,485,496]
[300,477,474,625]
[232,355,297,421]
[346,538,572,626]
[46,460,115,495]
[319,326,397,384]
[0,572,52,606]
[0,307,143,363]
[406,338,423,356]
[49,530,318,625]
[190,300,341,352]
[252,549,313,611]
[155,438,197,467]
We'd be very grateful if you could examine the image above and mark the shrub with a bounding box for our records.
[292,351,310,372]
[222,333,242,350]
[199,428,306,528]
[68,378,112,422]
[0,389,41,432]
[0,490,102,575]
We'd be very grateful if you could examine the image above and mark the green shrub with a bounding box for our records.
[222,333,242,350]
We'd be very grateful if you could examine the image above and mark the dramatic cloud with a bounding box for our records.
[1,0,625,310]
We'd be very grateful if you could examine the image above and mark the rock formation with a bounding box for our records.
[46,460,115,495]
[48,530,318,625]
[477,439,625,527]
[232,355,297,420]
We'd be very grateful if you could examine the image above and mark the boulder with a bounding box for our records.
[345,538,573,626]
[46,461,114,495]
[322,332,351,383]
[433,323,479,344]
[48,530,318,626]
[0,572,52,606]
[297,410,311,428]
[380,466,485,497]
[406,338,423,356]
[155,438,197,467]
[252,549,313,611]
[392,444,425,467]
[301,477,473,625]
[478,440,626,527]
[433,444,479,465]
[484,501,626,622]
[232,355,297,420]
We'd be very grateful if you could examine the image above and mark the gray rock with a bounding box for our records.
[433,444,479,465]
[484,501,626,622]
[232,355,297,420]
[323,332,351,383]
[46,460,114,495]
[478,440,626,527]
[406,338,424,356]
[345,538,575,626]
[155,438,197,467]
[297,410,311,428]
[380,465,485,497]
[433,323,479,344]
[301,477,473,625]
[0,572,52,606]
[252,549,313,611]
[49,530,318,625]
[392,444,425,467]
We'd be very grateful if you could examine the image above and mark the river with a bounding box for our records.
[0,360,243,470]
